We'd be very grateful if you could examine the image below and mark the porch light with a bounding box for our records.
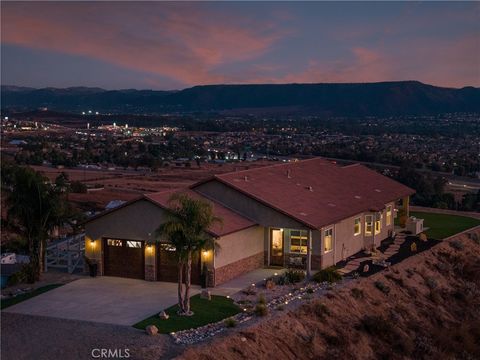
[90,239,95,247]
[202,250,209,257]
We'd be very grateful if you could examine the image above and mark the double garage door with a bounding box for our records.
[103,239,201,284]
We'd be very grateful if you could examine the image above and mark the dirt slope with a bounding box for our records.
[179,229,480,360]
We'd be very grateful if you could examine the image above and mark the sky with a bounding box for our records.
[1,1,479,90]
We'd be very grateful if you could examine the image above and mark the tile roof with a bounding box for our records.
[192,157,414,229]
[145,189,256,237]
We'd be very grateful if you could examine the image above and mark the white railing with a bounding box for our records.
[45,233,85,274]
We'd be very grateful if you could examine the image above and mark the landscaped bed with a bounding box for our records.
[410,211,480,239]
[133,294,240,333]
[1,284,63,310]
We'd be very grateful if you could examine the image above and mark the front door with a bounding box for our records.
[270,229,284,266]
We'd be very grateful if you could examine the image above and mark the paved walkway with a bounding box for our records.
[211,268,286,296]
[3,276,200,326]
[338,232,406,275]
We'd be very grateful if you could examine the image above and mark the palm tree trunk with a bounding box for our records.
[177,260,185,313]
[183,251,192,315]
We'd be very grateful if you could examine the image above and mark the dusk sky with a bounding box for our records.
[1,1,479,90]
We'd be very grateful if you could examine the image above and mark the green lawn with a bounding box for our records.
[411,211,480,239]
[133,294,240,333]
[1,284,63,310]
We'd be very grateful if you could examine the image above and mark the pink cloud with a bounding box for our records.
[1,3,286,86]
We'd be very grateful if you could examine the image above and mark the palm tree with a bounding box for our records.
[2,165,70,282]
[155,193,221,316]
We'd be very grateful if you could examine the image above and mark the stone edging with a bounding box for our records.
[170,280,335,345]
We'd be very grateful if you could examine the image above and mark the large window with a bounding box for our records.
[365,215,373,235]
[324,228,333,253]
[289,230,308,254]
[354,217,361,236]
[386,205,392,226]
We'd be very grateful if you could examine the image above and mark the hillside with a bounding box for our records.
[178,229,480,360]
[2,81,479,115]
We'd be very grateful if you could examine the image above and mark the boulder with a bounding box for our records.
[200,290,211,300]
[158,311,169,320]
[145,325,158,336]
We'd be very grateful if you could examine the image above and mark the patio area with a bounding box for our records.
[211,268,286,296]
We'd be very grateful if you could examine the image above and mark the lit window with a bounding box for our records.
[126,241,142,248]
[324,228,333,253]
[354,217,361,236]
[365,215,373,235]
[386,205,392,226]
[107,239,122,247]
[289,230,308,254]
[375,215,382,234]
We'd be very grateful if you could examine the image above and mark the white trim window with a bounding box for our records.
[375,214,382,234]
[324,228,333,253]
[386,205,392,226]
[289,230,308,254]
[354,217,361,236]
[365,215,373,236]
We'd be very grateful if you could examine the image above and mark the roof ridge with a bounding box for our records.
[214,157,329,178]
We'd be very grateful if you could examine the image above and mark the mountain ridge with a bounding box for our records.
[2,81,479,116]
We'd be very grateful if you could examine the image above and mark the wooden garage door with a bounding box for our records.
[103,239,145,280]
[157,244,201,285]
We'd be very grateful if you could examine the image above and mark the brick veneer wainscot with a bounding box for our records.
[214,251,264,286]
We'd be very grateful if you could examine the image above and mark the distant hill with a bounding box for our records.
[1,81,479,116]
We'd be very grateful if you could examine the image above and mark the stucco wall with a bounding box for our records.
[85,199,167,243]
[195,180,309,230]
[319,202,396,268]
[215,225,264,268]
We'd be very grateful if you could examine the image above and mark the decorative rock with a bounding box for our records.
[240,337,247,342]
[362,264,370,273]
[145,325,158,336]
[158,311,169,320]
[200,290,211,300]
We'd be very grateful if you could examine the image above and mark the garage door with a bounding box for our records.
[157,244,201,285]
[103,239,145,280]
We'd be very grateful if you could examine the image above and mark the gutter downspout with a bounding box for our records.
[306,229,312,278]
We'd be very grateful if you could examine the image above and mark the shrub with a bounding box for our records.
[254,303,268,317]
[425,277,438,289]
[224,317,237,328]
[6,264,30,286]
[306,287,314,294]
[284,269,306,284]
[276,304,285,311]
[257,293,266,305]
[374,280,391,295]
[359,315,389,335]
[351,288,364,299]
[449,240,464,251]
[313,267,342,284]
[469,232,479,244]
[242,285,257,296]
[70,180,87,193]
[313,302,330,318]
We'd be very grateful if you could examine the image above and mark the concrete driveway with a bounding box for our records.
[3,277,200,326]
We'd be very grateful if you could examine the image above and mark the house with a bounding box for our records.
[84,158,414,286]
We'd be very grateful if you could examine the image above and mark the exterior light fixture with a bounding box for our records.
[274,272,278,276]
[90,239,95,245]
[202,250,208,257]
